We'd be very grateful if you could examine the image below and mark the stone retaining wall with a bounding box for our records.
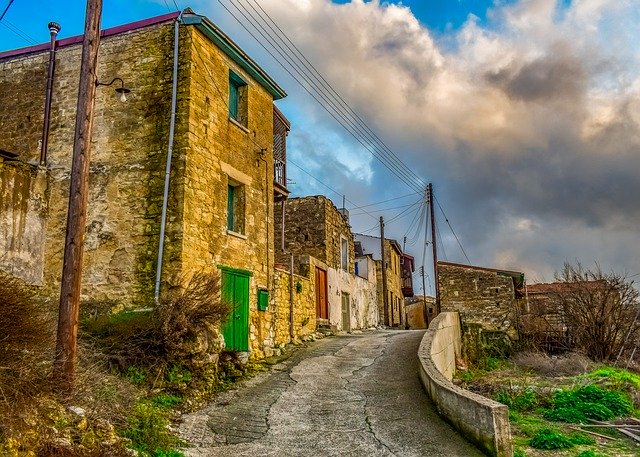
[418,312,513,457]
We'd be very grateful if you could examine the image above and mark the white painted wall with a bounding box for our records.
[327,266,379,331]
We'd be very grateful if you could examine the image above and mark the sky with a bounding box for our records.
[2,0,640,290]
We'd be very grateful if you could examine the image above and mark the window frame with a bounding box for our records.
[229,70,248,127]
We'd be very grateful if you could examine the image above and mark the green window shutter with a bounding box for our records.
[229,80,238,119]
[257,289,268,311]
[227,184,234,231]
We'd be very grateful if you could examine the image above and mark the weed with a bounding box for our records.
[568,433,595,445]
[576,451,605,457]
[166,364,192,386]
[119,402,181,456]
[529,428,574,450]
[513,449,527,457]
[497,387,539,412]
[150,394,184,409]
[125,365,148,385]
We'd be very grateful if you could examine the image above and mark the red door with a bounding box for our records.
[315,267,328,319]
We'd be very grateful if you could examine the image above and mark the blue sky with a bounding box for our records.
[0,1,507,53]
[2,0,640,287]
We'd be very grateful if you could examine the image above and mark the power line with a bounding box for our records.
[348,191,420,211]
[0,19,36,45]
[434,195,470,264]
[218,0,426,194]
[0,0,15,23]
[244,0,426,189]
[349,200,419,216]
[287,159,378,221]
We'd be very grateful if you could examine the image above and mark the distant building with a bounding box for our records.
[275,196,378,331]
[438,261,524,339]
[354,234,405,327]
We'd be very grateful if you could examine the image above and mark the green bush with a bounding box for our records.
[587,367,640,390]
[543,407,588,423]
[545,384,632,423]
[166,364,192,385]
[513,449,527,457]
[529,428,574,450]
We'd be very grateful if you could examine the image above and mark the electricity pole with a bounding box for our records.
[380,216,389,326]
[54,0,102,389]
[428,183,440,314]
[421,266,428,327]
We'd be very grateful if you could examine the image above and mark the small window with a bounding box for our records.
[227,181,245,234]
[229,71,248,126]
[340,237,348,270]
[257,289,269,311]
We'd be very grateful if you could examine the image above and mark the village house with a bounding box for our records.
[438,261,525,340]
[404,295,436,329]
[0,9,296,358]
[354,234,405,327]
[274,196,378,332]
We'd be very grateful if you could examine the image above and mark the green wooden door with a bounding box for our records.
[221,270,250,351]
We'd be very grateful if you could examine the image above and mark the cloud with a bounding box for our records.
[201,0,640,281]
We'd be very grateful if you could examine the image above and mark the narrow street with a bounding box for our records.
[179,330,483,456]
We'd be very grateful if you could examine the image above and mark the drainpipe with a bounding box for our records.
[280,199,295,341]
[40,21,61,166]
[154,17,180,303]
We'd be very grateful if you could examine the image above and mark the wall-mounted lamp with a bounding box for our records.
[96,77,131,102]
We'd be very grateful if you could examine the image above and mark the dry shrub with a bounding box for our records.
[158,271,231,365]
[0,271,57,445]
[513,350,594,377]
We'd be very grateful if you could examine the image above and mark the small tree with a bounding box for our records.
[553,262,640,362]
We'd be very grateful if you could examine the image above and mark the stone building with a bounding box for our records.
[438,261,524,339]
[354,234,405,327]
[404,295,436,329]
[0,10,292,357]
[275,196,378,331]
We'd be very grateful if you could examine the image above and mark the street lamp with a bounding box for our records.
[96,77,130,102]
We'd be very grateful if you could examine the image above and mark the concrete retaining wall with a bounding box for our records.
[418,312,513,457]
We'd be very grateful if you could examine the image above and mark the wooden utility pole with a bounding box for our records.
[380,216,389,326]
[428,183,440,314]
[54,0,102,388]
[421,266,429,327]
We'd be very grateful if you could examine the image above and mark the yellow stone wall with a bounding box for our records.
[177,26,278,354]
[271,268,316,350]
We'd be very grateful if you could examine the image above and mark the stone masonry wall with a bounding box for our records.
[178,26,278,355]
[0,20,178,308]
[270,268,315,352]
[274,196,354,274]
[0,160,48,284]
[438,262,519,338]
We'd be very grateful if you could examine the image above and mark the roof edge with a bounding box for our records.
[182,12,286,100]
[0,11,180,60]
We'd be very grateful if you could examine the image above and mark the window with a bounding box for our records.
[227,181,245,234]
[340,237,348,270]
[229,71,248,127]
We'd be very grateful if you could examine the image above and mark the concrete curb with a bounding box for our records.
[418,312,513,457]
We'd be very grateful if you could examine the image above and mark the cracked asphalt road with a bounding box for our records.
[179,330,484,456]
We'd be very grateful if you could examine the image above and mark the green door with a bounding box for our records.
[221,270,250,351]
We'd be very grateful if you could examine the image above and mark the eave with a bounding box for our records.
[182,12,286,100]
